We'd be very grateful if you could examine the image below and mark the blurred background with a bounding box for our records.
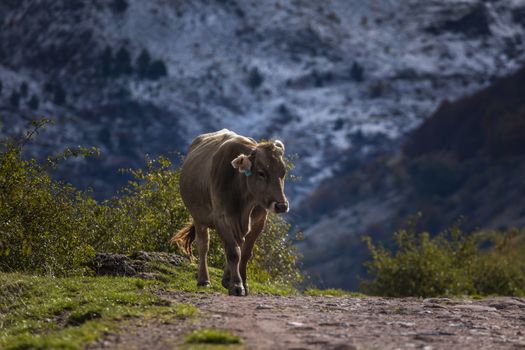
[1,0,525,290]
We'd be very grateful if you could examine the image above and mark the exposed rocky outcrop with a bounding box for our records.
[89,251,185,277]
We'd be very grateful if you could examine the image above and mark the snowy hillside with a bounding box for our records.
[1,0,525,200]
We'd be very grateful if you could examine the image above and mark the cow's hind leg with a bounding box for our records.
[240,206,267,295]
[195,223,211,287]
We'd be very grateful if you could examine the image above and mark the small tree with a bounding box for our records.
[100,47,113,77]
[111,0,128,13]
[9,91,20,108]
[28,95,40,110]
[247,67,264,90]
[20,82,28,98]
[146,60,167,80]
[350,62,364,82]
[53,84,66,105]
[115,47,133,76]
[136,49,151,78]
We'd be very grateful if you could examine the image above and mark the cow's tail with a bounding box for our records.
[171,222,196,258]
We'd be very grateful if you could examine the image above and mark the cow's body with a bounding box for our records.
[174,129,289,296]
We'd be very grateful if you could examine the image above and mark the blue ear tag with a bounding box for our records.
[244,169,252,177]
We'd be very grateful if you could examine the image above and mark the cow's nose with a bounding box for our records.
[274,202,289,213]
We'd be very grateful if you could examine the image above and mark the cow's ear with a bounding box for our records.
[274,140,285,153]
[231,154,252,174]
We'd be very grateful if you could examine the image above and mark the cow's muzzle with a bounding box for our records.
[271,201,289,214]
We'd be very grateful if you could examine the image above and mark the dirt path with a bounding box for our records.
[90,293,525,349]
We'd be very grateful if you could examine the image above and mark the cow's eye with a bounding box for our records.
[257,170,266,179]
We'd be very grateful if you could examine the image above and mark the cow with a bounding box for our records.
[172,129,289,296]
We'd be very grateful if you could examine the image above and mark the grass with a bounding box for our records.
[2,259,380,350]
[185,328,242,344]
[150,260,298,296]
[0,272,191,350]
[0,260,298,349]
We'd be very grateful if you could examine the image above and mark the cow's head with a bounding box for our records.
[231,140,289,213]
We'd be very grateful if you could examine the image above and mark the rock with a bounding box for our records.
[423,298,459,305]
[89,251,185,277]
[424,303,447,309]
[487,298,525,310]
[130,251,184,266]
[397,322,416,328]
[286,321,315,331]
[318,322,350,327]
[89,252,139,276]
[331,344,357,350]
[452,305,498,312]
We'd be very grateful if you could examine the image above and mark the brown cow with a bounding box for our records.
[172,129,289,296]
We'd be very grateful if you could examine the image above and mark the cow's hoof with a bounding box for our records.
[243,284,249,296]
[228,284,245,296]
[197,281,211,287]
[221,277,230,289]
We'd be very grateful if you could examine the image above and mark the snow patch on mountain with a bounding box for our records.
[1,0,524,199]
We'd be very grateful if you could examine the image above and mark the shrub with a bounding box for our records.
[28,94,40,110]
[146,60,167,80]
[94,155,189,254]
[362,227,525,297]
[0,120,301,284]
[0,120,99,275]
[115,47,133,76]
[247,67,264,89]
[350,62,364,82]
[53,83,66,105]
[9,91,20,108]
[20,82,28,98]
[247,214,303,284]
[100,47,113,77]
[111,0,128,13]
[136,49,151,78]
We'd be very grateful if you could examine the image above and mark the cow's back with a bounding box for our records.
[180,129,253,227]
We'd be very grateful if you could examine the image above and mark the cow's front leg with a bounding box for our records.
[240,206,267,295]
[224,244,244,296]
[216,217,246,296]
[221,265,230,289]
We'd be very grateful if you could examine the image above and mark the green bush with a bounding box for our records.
[248,214,303,284]
[94,155,189,254]
[0,120,301,284]
[362,227,525,297]
[0,120,99,275]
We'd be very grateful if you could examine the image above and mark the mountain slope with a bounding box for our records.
[299,63,525,289]
[1,0,525,199]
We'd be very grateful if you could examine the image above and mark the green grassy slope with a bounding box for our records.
[0,261,297,350]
